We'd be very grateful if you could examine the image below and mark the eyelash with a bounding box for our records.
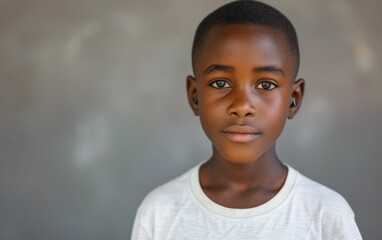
[210,79,231,88]
[209,79,277,90]
[256,81,277,90]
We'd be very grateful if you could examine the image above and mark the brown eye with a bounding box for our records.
[256,81,276,90]
[211,79,230,88]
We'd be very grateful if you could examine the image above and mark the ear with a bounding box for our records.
[186,75,199,116]
[288,78,305,119]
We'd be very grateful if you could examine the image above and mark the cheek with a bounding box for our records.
[199,105,221,133]
[198,100,228,143]
[260,97,289,135]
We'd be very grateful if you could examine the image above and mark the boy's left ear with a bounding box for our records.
[288,78,305,119]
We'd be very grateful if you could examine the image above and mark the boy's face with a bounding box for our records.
[187,24,304,164]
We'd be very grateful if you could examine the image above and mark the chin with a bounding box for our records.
[218,147,263,165]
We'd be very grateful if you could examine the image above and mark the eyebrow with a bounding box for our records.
[203,64,285,76]
[253,65,285,76]
[203,64,234,75]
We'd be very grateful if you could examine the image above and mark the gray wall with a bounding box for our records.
[0,0,381,239]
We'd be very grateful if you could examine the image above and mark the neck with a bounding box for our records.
[202,145,287,192]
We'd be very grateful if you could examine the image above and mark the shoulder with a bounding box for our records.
[131,167,194,240]
[293,170,354,217]
[291,169,362,239]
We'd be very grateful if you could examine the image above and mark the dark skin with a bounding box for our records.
[186,24,305,208]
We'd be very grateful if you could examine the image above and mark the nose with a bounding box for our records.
[227,88,256,118]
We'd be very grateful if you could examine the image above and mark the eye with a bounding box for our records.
[256,81,277,90]
[210,79,231,88]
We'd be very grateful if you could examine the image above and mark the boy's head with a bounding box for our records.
[192,0,300,78]
[186,0,305,164]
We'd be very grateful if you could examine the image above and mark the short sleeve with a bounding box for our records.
[131,208,152,240]
[322,212,362,240]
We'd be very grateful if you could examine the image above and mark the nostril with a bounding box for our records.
[229,111,239,117]
[228,107,256,118]
[245,112,254,117]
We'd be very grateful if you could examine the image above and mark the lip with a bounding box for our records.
[221,125,260,143]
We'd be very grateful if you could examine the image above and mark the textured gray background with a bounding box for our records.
[0,0,381,239]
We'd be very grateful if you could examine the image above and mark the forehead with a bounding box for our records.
[194,24,296,79]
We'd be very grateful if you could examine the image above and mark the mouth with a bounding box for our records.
[221,125,261,143]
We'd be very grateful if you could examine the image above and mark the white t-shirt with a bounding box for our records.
[131,163,362,240]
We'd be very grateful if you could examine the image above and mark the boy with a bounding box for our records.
[132,1,362,239]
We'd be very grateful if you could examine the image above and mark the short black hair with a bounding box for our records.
[192,0,300,77]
